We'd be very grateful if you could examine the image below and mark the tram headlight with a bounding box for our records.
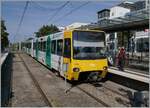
[103,66,108,70]
[73,68,80,72]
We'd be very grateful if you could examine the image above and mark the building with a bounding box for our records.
[109,6,130,19]
[96,0,149,66]
[97,9,110,22]
[117,0,149,11]
[118,1,135,11]
[134,0,149,11]
[97,5,131,65]
[97,9,110,26]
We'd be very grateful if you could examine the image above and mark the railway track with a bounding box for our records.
[76,86,110,107]
[23,53,147,107]
[24,54,110,107]
[100,85,130,99]
[22,53,112,107]
[18,54,52,107]
[26,53,130,107]
[39,64,111,106]
[76,82,132,107]
[91,82,131,99]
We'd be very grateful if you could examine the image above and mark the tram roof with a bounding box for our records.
[64,28,104,32]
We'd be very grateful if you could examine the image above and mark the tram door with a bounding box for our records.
[35,39,39,60]
[46,36,51,68]
[62,38,71,78]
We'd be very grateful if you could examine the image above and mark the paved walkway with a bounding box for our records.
[11,54,47,107]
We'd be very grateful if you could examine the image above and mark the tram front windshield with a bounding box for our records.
[73,31,106,60]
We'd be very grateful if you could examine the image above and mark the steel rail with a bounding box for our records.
[76,86,110,107]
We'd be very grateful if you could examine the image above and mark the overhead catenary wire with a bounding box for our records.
[45,1,70,25]
[31,1,67,11]
[13,1,89,43]
[52,1,90,23]
[14,1,29,43]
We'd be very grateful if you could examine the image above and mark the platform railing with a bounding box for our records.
[1,52,13,107]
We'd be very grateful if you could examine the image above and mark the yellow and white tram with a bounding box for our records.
[25,29,108,81]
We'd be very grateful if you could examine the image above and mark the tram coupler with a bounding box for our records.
[87,72,103,82]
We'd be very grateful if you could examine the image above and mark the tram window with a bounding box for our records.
[40,42,42,51]
[43,41,46,51]
[51,40,56,54]
[34,42,36,49]
[33,42,35,49]
[27,43,29,48]
[38,42,41,51]
[28,43,30,48]
[41,42,43,51]
[35,42,36,49]
[64,38,71,58]
[29,43,31,48]
[57,39,63,56]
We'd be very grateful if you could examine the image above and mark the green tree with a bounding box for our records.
[35,24,60,37]
[1,20,9,51]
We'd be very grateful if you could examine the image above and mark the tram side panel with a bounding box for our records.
[50,33,63,76]
[36,36,47,65]
[31,40,34,57]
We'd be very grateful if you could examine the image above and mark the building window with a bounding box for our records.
[136,38,149,52]
[106,11,109,17]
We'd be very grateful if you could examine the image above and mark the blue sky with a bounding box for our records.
[2,0,125,43]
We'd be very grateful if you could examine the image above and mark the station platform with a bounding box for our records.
[108,67,149,84]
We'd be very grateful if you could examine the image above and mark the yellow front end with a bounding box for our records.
[66,58,108,81]
[63,29,108,81]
